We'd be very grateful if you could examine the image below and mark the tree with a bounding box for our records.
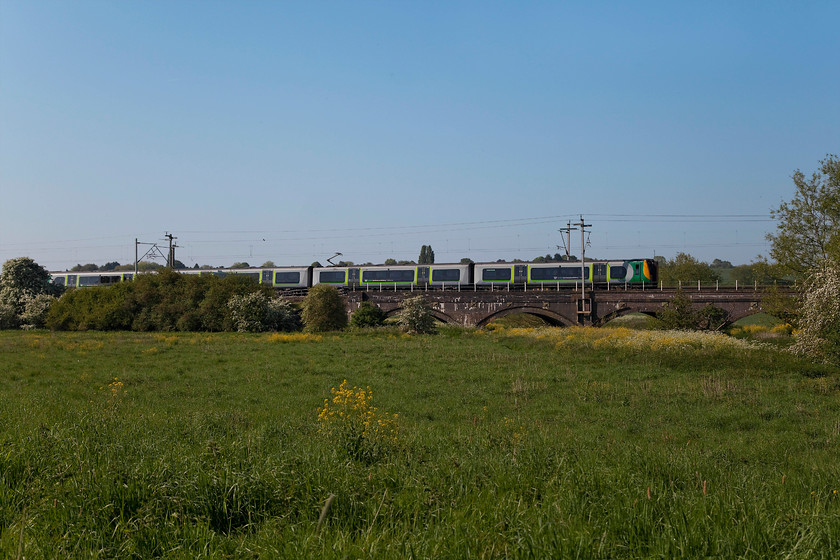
[768,155,840,276]
[301,284,347,332]
[0,257,61,329]
[658,253,720,285]
[261,261,276,268]
[350,301,387,328]
[657,288,728,331]
[227,292,301,332]
[384,258,398,265]
[71,263,99,272]
[791,257,840,365]
[230,262,251,269]
[460,257,474,264]
[419,245,435,264]
[396,296,436,334]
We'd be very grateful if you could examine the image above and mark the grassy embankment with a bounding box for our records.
[1,327,838,558]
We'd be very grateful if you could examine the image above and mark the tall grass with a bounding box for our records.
[1,328,838,558]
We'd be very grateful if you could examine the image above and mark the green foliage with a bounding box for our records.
[761,284,800,327]
[350,301,387,328]
[396,295,436,334]
[658,253,720,285]
[418,245,435,264]
[71,263,99,272]
[792,258,840,365]
[657,289,729,331]
[227,292,301,333]
[0,303,17,330]
[302,284,348,332]
[459,257,474,264]
[768,155,840,276]
[657,289,698,330]
[46,270,274,332]
[230,262,251,269]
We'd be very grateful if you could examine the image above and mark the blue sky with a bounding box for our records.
[1,1,838,270]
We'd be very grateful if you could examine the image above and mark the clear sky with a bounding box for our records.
[1,1,838,270]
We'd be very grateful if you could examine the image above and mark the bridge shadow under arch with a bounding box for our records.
[477,306,577,328]
[383,307,459,326]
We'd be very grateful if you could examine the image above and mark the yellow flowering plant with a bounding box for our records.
[318,380,399,461]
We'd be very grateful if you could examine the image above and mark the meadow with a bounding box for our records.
[1,326,839,558]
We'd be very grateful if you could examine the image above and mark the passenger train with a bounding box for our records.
[50,259,657,290]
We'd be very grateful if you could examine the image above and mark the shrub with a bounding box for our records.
[657,289,728,331]
[0,257,62,329]
[301,285,347,332]
[350,301,387,328]
[19,294,57,329]
[396,295,436,334]
[791,258,840,365]
[227,292,301,333]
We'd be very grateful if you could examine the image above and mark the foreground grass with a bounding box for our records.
[1,327,839,558]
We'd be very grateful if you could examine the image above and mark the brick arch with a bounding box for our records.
[383,307,458,325]
[596,308,660,327]
[726,308,769,324]
[476,306,577,328]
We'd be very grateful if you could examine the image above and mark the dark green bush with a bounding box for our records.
[47,271,280,332]
[301,285,347,332]
[350,301,387,328]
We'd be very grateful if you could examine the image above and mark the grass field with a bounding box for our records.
[1,327,839,558]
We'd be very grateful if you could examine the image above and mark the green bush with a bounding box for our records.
[301,285,347,332]
[657,289,728,331]
[350,301,387,328]
[47,270,280,332]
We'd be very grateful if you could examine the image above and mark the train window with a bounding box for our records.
[53,276,66,286]
[610,266,627,279]
[558,267,583,279]
[431,269,460,282]
[482,268,512,281]
[67,275,77,288]
[530,267,582,280]
[79,276,100,286]
[275,271,301,284]
[319,270,346,283]
[100,275,120,284]
[362,269,415,283]
[239,272,260,282]
[124,274,133,281]
[530,267,560,281]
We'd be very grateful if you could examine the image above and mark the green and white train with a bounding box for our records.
[51,259,657,290]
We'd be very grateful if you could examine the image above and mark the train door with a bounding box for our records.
[514,265,528,284]
[592,263,607,283]
[417,267,430,286]
[348,268,360,286]
[261,270,273,285]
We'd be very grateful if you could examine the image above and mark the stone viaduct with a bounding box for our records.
[335,285,773,327]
